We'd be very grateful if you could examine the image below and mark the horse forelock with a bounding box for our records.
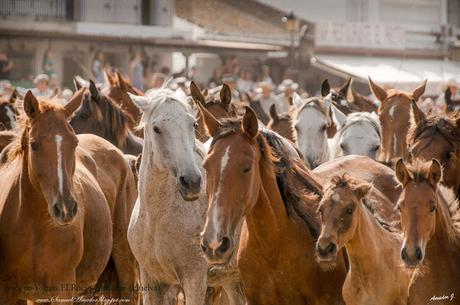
[408,113,460,148]
[340,112,382,139]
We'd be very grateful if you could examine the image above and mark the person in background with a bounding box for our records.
[208,67,222,89]
[92,51,106,84]
[447,77,460,98]
[237,69,254,94]
[129,50,145,91]
[31,74,53,97]
[222,74,240,103]
[256,81,282,117]
[0,52,13,80]
[151,73,166,89]
[277,79,298,112]
[42,50,55,78]
[261,65,273,84]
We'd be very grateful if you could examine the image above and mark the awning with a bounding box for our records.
[312,55,460,95]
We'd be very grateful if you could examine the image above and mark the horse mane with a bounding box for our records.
[210,119,322,238]
[85,93,134,148]
[326,174,398,233]
[407,112,460,147]
[403,160,460,245]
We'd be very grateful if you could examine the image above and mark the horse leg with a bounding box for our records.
[111,243,137,303]
[181,276,207,305]
[139,269,168,305]
[222,282,245,305]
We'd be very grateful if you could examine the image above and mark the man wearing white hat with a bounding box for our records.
[276,79,298,113]
[256,81,284,117]
[31,74,54,97]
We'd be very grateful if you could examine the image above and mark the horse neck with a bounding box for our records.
[244,158,292,248]
[346,203,397,273]
[123,130,143,155]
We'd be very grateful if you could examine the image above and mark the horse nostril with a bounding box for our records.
[415,247,423,261]
[200,243,207,253]
[216,237,231,255]
[70,201,78,217]
[179,176,188,188]
[401,247,408,261]
[52,203,62,218]
[326,243,336,254]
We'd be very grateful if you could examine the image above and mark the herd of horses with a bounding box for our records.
[0,70,459,305]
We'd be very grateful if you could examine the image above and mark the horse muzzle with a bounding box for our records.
[200,235,234,265]
[178,173,202,201]
[51,196,78,225]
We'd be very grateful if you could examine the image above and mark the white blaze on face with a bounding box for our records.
[209,146,231,253]
[393,133,397,155]
[388,104,396,118]
[55,135,64,195]
[5,106,17,130]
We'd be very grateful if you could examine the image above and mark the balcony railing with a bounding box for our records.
[0,0,73,21]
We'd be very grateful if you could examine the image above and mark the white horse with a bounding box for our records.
[127,87,243,305]
[329,107,382,160]
[292,92,334,168]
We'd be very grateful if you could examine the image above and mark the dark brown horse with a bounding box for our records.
[369,77,426,164]
[445,87,460,113]
[266,104,296,142]
[0,90,19,131]
[322,77,359,115]
[198,105,347,305]
[395,159,460,305]
[408,102,460,198]
[350,87,378,113]
[0,91,112,304]
[70,80,143,155]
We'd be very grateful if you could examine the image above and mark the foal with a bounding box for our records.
[316,175,410,305]
[395,159,460,305]
[199,105,346,304]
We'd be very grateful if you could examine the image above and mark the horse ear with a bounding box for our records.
[292,92,304,109]
[220,83,232,108]
[89,79,99,99]
[128,92,150,112]
[64,87,85,117]
[202,88,208,97]
[115,71,128,89]
[105,69,116,86]
[339,77,352,96]
[368,77,387,102]
[190,81,206,106]
[428,159,442,186]
[23,91,40,119]
[331,105,346,129]
[410,100,425,126]
[395,159,410,186]
[196,100,221,137]
[242,106,258,139]
[412,79,427,101]
[321,79,330,97]
[9,89,19,104]
[269,104,279,121]
[445,87,452,103]
[73,77,82,91]
[353,183,371,199]
[350,88,359,101]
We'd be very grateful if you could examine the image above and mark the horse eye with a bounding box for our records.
[321,125,327,132]
[193,122,198,129]
[373,144,380,151]
[153,126,161,134]
[430,205,436,213]
[30,142,39,151]
[243,167,251,174]
[80,113,89,120]
[346,208,353,215]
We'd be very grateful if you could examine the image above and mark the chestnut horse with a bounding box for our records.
[316,175,410,305]
[408,102,460,199]
[190,82,237,142]
[266,104,296,142]
[70,80,143,155]
[395,159,460,305]
[368,77,426,164]
[0,91,112,304]
[199,105,347,305]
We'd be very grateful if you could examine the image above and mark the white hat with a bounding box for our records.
[277,79,299,92]
[34,74,49,84]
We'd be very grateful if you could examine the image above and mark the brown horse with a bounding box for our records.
[408,102,460,199]
[0,91,19,131]
[70,80,143,155]
[445,87,460,113]
[350,88,378,113]
[266,104,296,142]
[369,77,426,164]
[0,91,112,304]
[103,70,144,124]
[316,174,409,305]
[322,78,359,115]
[198,105,347,305]
[0,130,16,153]
[190,81,237,142]
[395,159,460,305]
